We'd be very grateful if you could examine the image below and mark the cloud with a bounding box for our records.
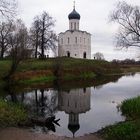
[17,0,140,60]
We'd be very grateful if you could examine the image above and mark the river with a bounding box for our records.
[2,73,140,138]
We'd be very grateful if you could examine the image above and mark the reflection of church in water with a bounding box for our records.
[58,88,91,137]
[5,87,91,137]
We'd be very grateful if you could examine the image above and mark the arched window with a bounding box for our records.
[61,38,63,44]
[67,51,70,57]
[84,38,85,44]
[83,52,86,59]
[68,37,70,44]
[75,37,77,44]
[88,39,90,43]
[74,22,76,30]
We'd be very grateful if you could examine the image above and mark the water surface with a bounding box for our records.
[4,73,140,137]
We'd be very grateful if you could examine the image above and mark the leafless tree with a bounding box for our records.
[30,16,40,58]
[110,1,140,48]
[93,52,104,60]
[30,11,57,59]
[7,19,30,77]
[0,0,17,19]
[0,21,14,58]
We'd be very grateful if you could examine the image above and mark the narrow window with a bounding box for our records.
[75,37,77,44]
[74,22,76,30]
[68,37,70,44]
[84,38,85,44]
[80,37,81,43]
[61,38,63,44]
[71,23,72,30]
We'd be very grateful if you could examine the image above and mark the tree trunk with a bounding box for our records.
[35,43,38,58]
[0,44,4,58]
[41,34,45,58]
[40,19,45,59]
[35,32,39,58]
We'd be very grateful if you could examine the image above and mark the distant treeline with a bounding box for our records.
[112,59,140,65]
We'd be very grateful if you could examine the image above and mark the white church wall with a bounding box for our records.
[58,88,91,114]
[58,6,91,59]
[58,31,91,59]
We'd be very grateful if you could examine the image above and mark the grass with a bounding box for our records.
[120,65,140,74]
[121,96,140,119]
[0,57,123,86]
[19,76,56,85]
[103,120,140,140]
[0,60,11,79]
[6,57,122,74]
[102,96,140,140]
[0,99,28,127]
[1,57,140,87]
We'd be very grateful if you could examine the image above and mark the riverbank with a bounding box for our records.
[1,58,140,87]
[0,58,140,140]
[1,95,140,140]
[0,58,122,85]
[101,96,140,140]
[0,127,103,140]
[0,99,28,127]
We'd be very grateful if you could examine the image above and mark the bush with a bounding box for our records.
[121,96,140,119]
[0,99,27,127]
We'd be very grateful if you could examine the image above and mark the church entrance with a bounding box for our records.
[83,52,86,58]
[67,51,70,57]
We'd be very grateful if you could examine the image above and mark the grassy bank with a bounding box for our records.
[0,58,122,85]
[0,99,27,127]
[0,57,140,87]
[0,60,11,79]
[102,96,140,140]
[120,65,140,74]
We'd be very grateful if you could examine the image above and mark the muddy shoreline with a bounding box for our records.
[0,127,103,140]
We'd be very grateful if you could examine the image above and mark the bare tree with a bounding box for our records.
[93,52,104,60]
[110,1,140,48]
[30,12,57,59]
[0,21,14,58]
[30,16,40,58]
[7,19,30,77]
[35,12,57,59]
[0,0,17,19]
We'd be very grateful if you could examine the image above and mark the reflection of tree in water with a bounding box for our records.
[5,89,59,133]
[5,87,91,136]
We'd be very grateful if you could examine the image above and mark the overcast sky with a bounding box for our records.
[18,0,140,60]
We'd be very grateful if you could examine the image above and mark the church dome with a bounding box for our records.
[68,124,80,136]
[68,8,80,20]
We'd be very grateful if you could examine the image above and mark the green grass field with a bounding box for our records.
[0,57,122,79]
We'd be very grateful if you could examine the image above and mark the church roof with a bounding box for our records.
[68,8,80,20]
[59,30,91,36]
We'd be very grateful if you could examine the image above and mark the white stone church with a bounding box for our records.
[58,4,91,59]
